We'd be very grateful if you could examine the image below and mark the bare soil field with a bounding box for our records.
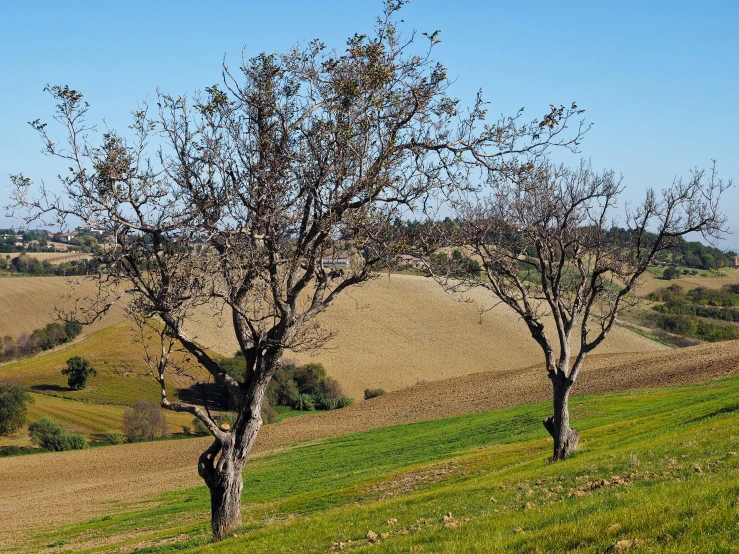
[0,275,126,339]
[1,338,737,545]
[186,274,666,399]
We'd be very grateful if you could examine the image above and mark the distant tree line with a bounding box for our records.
[646,284,739,341]
[392,220,735,272]
[603,227,735,270]
[0,320,82,362]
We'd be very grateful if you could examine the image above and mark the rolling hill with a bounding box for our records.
[185,274,667,399]
[1,338,737,543]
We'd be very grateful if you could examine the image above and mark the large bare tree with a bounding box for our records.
[8,2,587,538]
[426,160,728,460]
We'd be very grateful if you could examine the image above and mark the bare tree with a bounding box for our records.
[8,2,587,538]
[426,160,728,460]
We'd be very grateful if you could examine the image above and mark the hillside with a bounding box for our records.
[0,354,738,551]
[0,323,207,407]
[0,393,194,448]
[0,275,126,340]
[185,274,666,399]
[637,267,739,296]
[1,338,737,544]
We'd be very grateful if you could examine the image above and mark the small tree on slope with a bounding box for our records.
[8,3,587,539]
[427,160,728,460]
[61,356,97,390]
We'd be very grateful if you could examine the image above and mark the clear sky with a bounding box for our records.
[2,0,737,250]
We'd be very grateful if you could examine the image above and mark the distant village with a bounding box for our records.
[0,226,106,254]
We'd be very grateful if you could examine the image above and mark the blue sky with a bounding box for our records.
[2,0,737,250]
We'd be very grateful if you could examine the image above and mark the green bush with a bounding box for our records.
[662,267,681,280]
[0,385,33,436]
[192,417,209,436]
[106,432,125,444]
[364,388,387,400]
[28,416,65,447]
[336,396,354,408]
[181,425,191,435]
[27,417,86,450]
[316,396,339,410]
[62,433,88,450]
[43,433,87,451]
[295,393,315,411]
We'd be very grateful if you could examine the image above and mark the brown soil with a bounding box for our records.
[1,339,738,547]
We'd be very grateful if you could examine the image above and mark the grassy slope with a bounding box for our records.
[19,376,739,553]
[0,322,207,406]
[0,323,206,446]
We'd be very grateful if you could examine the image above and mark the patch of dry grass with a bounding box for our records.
[637,268,739,296]
[13,251,92,264]
[0,275,126,340]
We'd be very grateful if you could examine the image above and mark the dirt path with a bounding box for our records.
[1,340,738,546]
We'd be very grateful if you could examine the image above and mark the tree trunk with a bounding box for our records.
[197,382,267,540]
[543,375,579,460]
[208,465,244,541]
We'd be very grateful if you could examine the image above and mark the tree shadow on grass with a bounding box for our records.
[31,384,72,393]
[177,382,230,412]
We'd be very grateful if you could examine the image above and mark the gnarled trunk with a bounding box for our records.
[198,400,263,540]
[208,464,244,540]
[543,374,579,460]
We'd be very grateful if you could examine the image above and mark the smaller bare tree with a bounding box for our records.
[427,160,729,460]
[123,399,169,441]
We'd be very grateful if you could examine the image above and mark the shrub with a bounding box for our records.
[181,425,191,435]
[106,432,125,444]
[336,396,354,408]
[317,395,354,410]
[261,402,277,424]
[293,363,328,397]
[364,388,387,400]
[28,416,66,448]
[0,385,33,436]
[123,400,168,441]
[63,320,83,341]
[295,393,315,411]
[662,267,681,280]
[192,417,209,436]
[43,432,87,451]
[61,433,88,450]
[61,356,98,390]
[316,396,339,410]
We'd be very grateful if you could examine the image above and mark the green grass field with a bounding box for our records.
[18,375,739,553]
